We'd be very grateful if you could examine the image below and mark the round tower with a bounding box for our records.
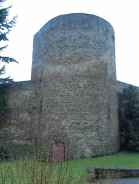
[31,13,119,159]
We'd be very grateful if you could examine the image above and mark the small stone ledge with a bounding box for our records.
[87,168,139,181]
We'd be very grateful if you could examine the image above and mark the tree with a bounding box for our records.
[0,1,16,143]
[0,0,16,84]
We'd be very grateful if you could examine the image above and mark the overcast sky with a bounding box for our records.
[3,0,139,86]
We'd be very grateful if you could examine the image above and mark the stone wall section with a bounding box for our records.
[1,14,138,160]
[0,80,138,159]
[0,81,35,145]
[31,13,119,159]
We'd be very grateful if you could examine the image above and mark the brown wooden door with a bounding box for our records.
[52,143,65,162]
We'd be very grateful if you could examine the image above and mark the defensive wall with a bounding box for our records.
[0,13,138,160]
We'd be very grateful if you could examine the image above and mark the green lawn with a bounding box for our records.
[68,152,139,177]
[0,152,139,183]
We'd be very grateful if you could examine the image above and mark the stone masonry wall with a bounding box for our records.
[31,13,119,159]
[0,80,138,159]
[0,81,34,146]
[117,81,139,150]
[1,14,139,160]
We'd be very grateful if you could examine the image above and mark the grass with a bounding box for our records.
[0,152,139,183]
[68,152,139,177]
[0,160,85,184]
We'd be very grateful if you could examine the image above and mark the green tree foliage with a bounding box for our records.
[0,1,16,84]
[119,85,139,151]
[0,1,16,126]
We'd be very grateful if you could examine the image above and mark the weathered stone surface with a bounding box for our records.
[32,13,116,81]
[87,168,139,183]
[88,168,139,179]
[3,13,139,160]
[117,82,139,150]
[1,79,138,160]
[31,13,119,159]
[0,81,34,145]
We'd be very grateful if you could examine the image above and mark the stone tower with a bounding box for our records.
[31,13,119,159]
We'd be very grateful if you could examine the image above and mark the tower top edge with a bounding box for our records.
[34,13,114,37]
